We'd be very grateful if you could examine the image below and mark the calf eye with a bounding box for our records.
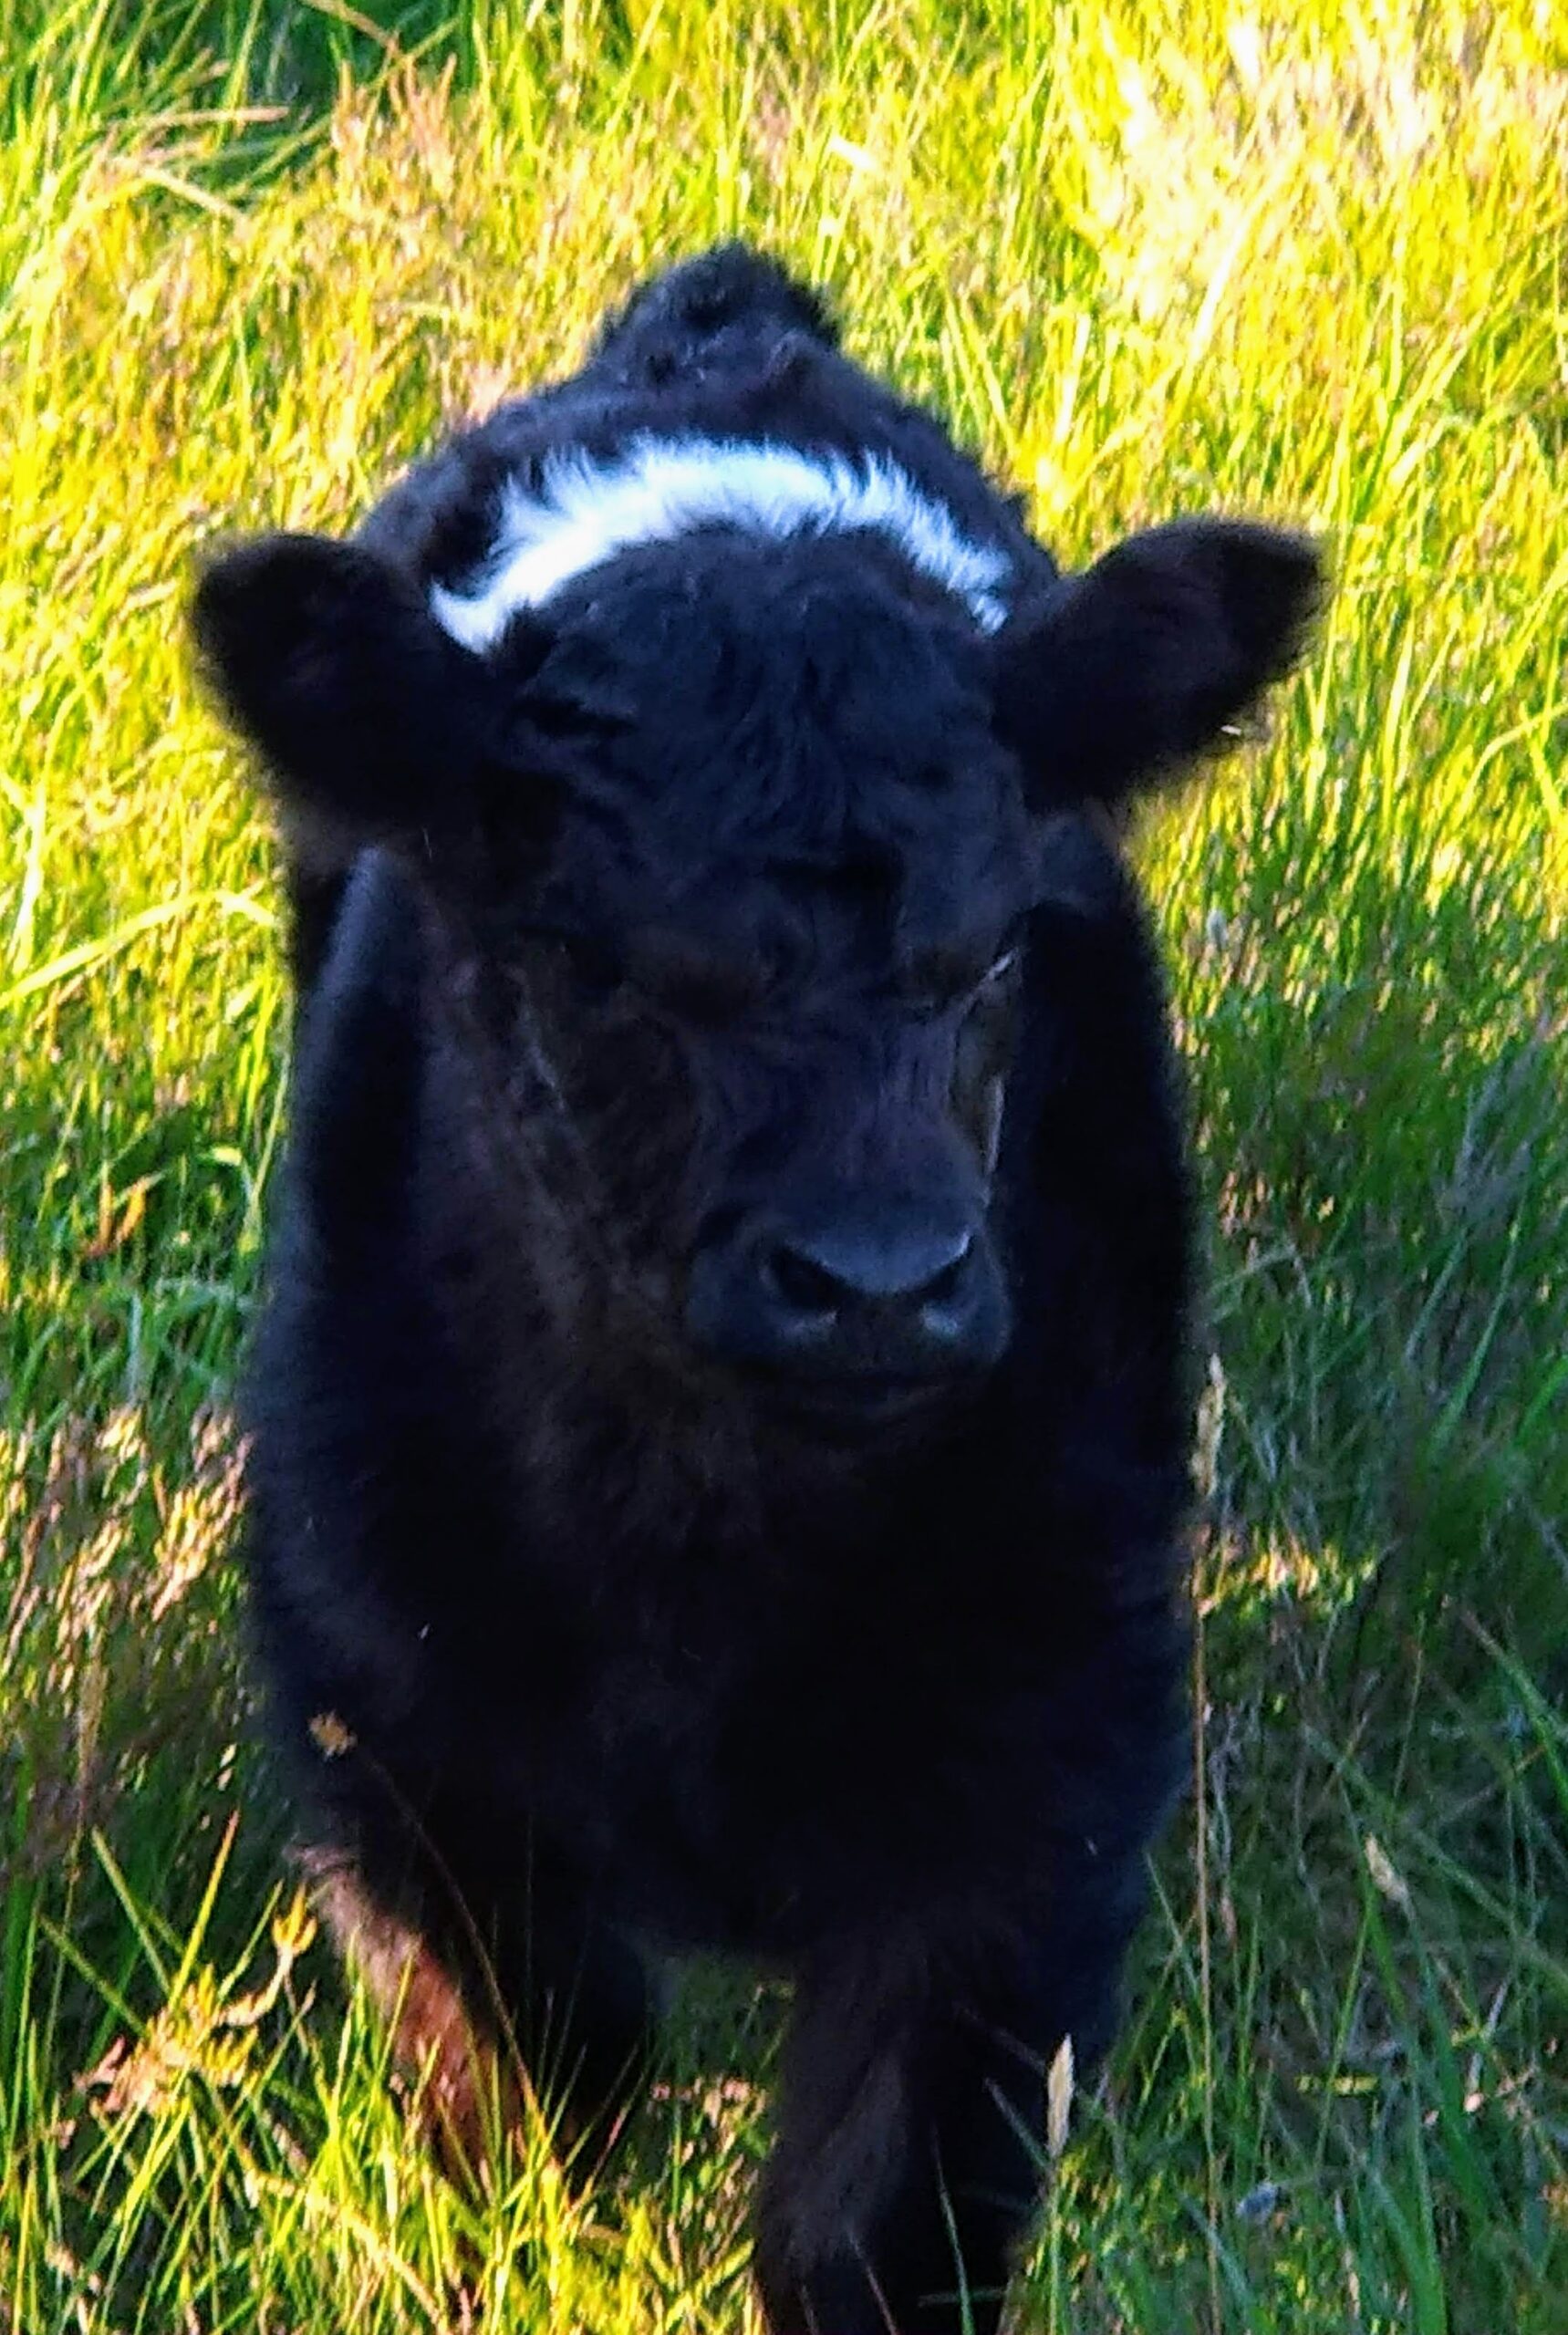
[531,929,624,1007]
[898,935,1023,1014]
[623,931,765,1027]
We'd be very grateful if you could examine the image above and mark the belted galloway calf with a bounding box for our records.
[194,245,1320,2335]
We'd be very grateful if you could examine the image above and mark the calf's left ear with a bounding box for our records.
[192,532,489,842]
[994,518,1324,810]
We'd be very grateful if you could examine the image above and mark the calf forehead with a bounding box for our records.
[525,533,1015,867]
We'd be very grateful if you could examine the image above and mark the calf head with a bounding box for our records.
[195,493,1318,1421]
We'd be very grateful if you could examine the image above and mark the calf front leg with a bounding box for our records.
[304,1830,653,2179]
[753,1872,1146,2335]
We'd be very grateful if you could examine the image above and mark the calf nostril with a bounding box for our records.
[916,1250,969,1308]
[762,1244,844,1319]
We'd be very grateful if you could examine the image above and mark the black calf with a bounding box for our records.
[194,244,1320,2332]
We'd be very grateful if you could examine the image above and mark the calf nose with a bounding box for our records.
[763,1220,973,1321]
[686,1202,1010,1380]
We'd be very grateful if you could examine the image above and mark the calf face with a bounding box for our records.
[195,475,1315,1423]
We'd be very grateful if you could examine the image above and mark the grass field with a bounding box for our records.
[2,1,1565,2328]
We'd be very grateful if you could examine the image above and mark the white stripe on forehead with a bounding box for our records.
[428,435,1012,649]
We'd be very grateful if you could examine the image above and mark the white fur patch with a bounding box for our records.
[428,436,1012,649]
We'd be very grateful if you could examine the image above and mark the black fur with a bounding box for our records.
[197,244,1321,2333]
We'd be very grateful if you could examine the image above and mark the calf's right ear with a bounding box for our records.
[192,533,489,842]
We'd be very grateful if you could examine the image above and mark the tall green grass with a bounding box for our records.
[2,3,1564,2328]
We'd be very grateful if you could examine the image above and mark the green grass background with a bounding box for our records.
[2,2,1565,2328]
